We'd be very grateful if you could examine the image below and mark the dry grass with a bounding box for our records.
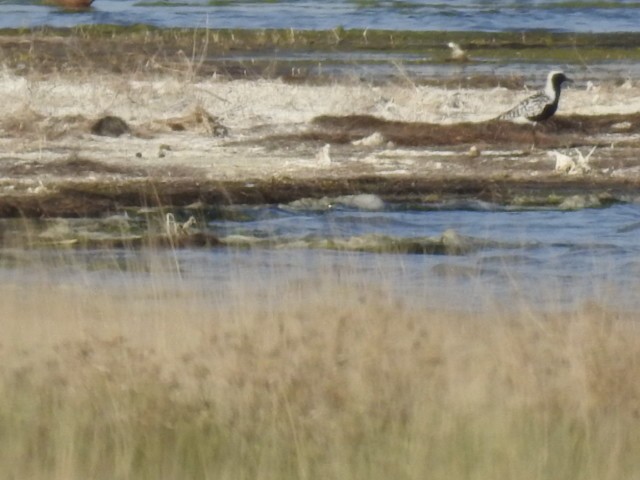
[0,249,639,480]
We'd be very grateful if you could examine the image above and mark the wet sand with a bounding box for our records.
[1,28,640,217]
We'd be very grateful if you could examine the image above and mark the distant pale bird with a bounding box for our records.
[447,42,469,62]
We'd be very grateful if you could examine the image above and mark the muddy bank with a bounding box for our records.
[0,173,635,218]
[1,29,640,217]
[2,106,640,217]
[2,109,640,217]
[307,113,640,148]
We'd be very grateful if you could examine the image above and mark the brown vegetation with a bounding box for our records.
[43,0,94,9]
[1,266,639,479]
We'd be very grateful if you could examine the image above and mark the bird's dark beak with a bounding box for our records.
[565,77,574,84]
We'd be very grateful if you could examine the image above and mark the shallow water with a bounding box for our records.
[208,200,640,309]
[215,49,640,84]
[2,199,639,311]
[3,0,640,32]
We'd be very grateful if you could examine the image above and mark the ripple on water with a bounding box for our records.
[0,201,639,311]
[4,1,640,32]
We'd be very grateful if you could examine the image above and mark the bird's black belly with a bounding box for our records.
[527,102,558,122]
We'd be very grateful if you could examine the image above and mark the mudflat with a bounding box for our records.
[1,27,639,217]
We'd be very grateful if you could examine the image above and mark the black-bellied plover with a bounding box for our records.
[498,70,572,123]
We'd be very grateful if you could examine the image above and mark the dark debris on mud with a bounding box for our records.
[91,116,131,137]
[0,108,229,140]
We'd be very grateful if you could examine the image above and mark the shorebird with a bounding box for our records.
[498,70,572,123]
[497,70,572,147]
[447,42,469,62]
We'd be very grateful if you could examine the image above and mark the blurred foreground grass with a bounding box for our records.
[0,250,639,480]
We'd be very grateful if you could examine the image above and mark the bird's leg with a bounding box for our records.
[530,122,538,150]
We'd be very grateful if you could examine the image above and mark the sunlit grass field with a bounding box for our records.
[0,246,639,480]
